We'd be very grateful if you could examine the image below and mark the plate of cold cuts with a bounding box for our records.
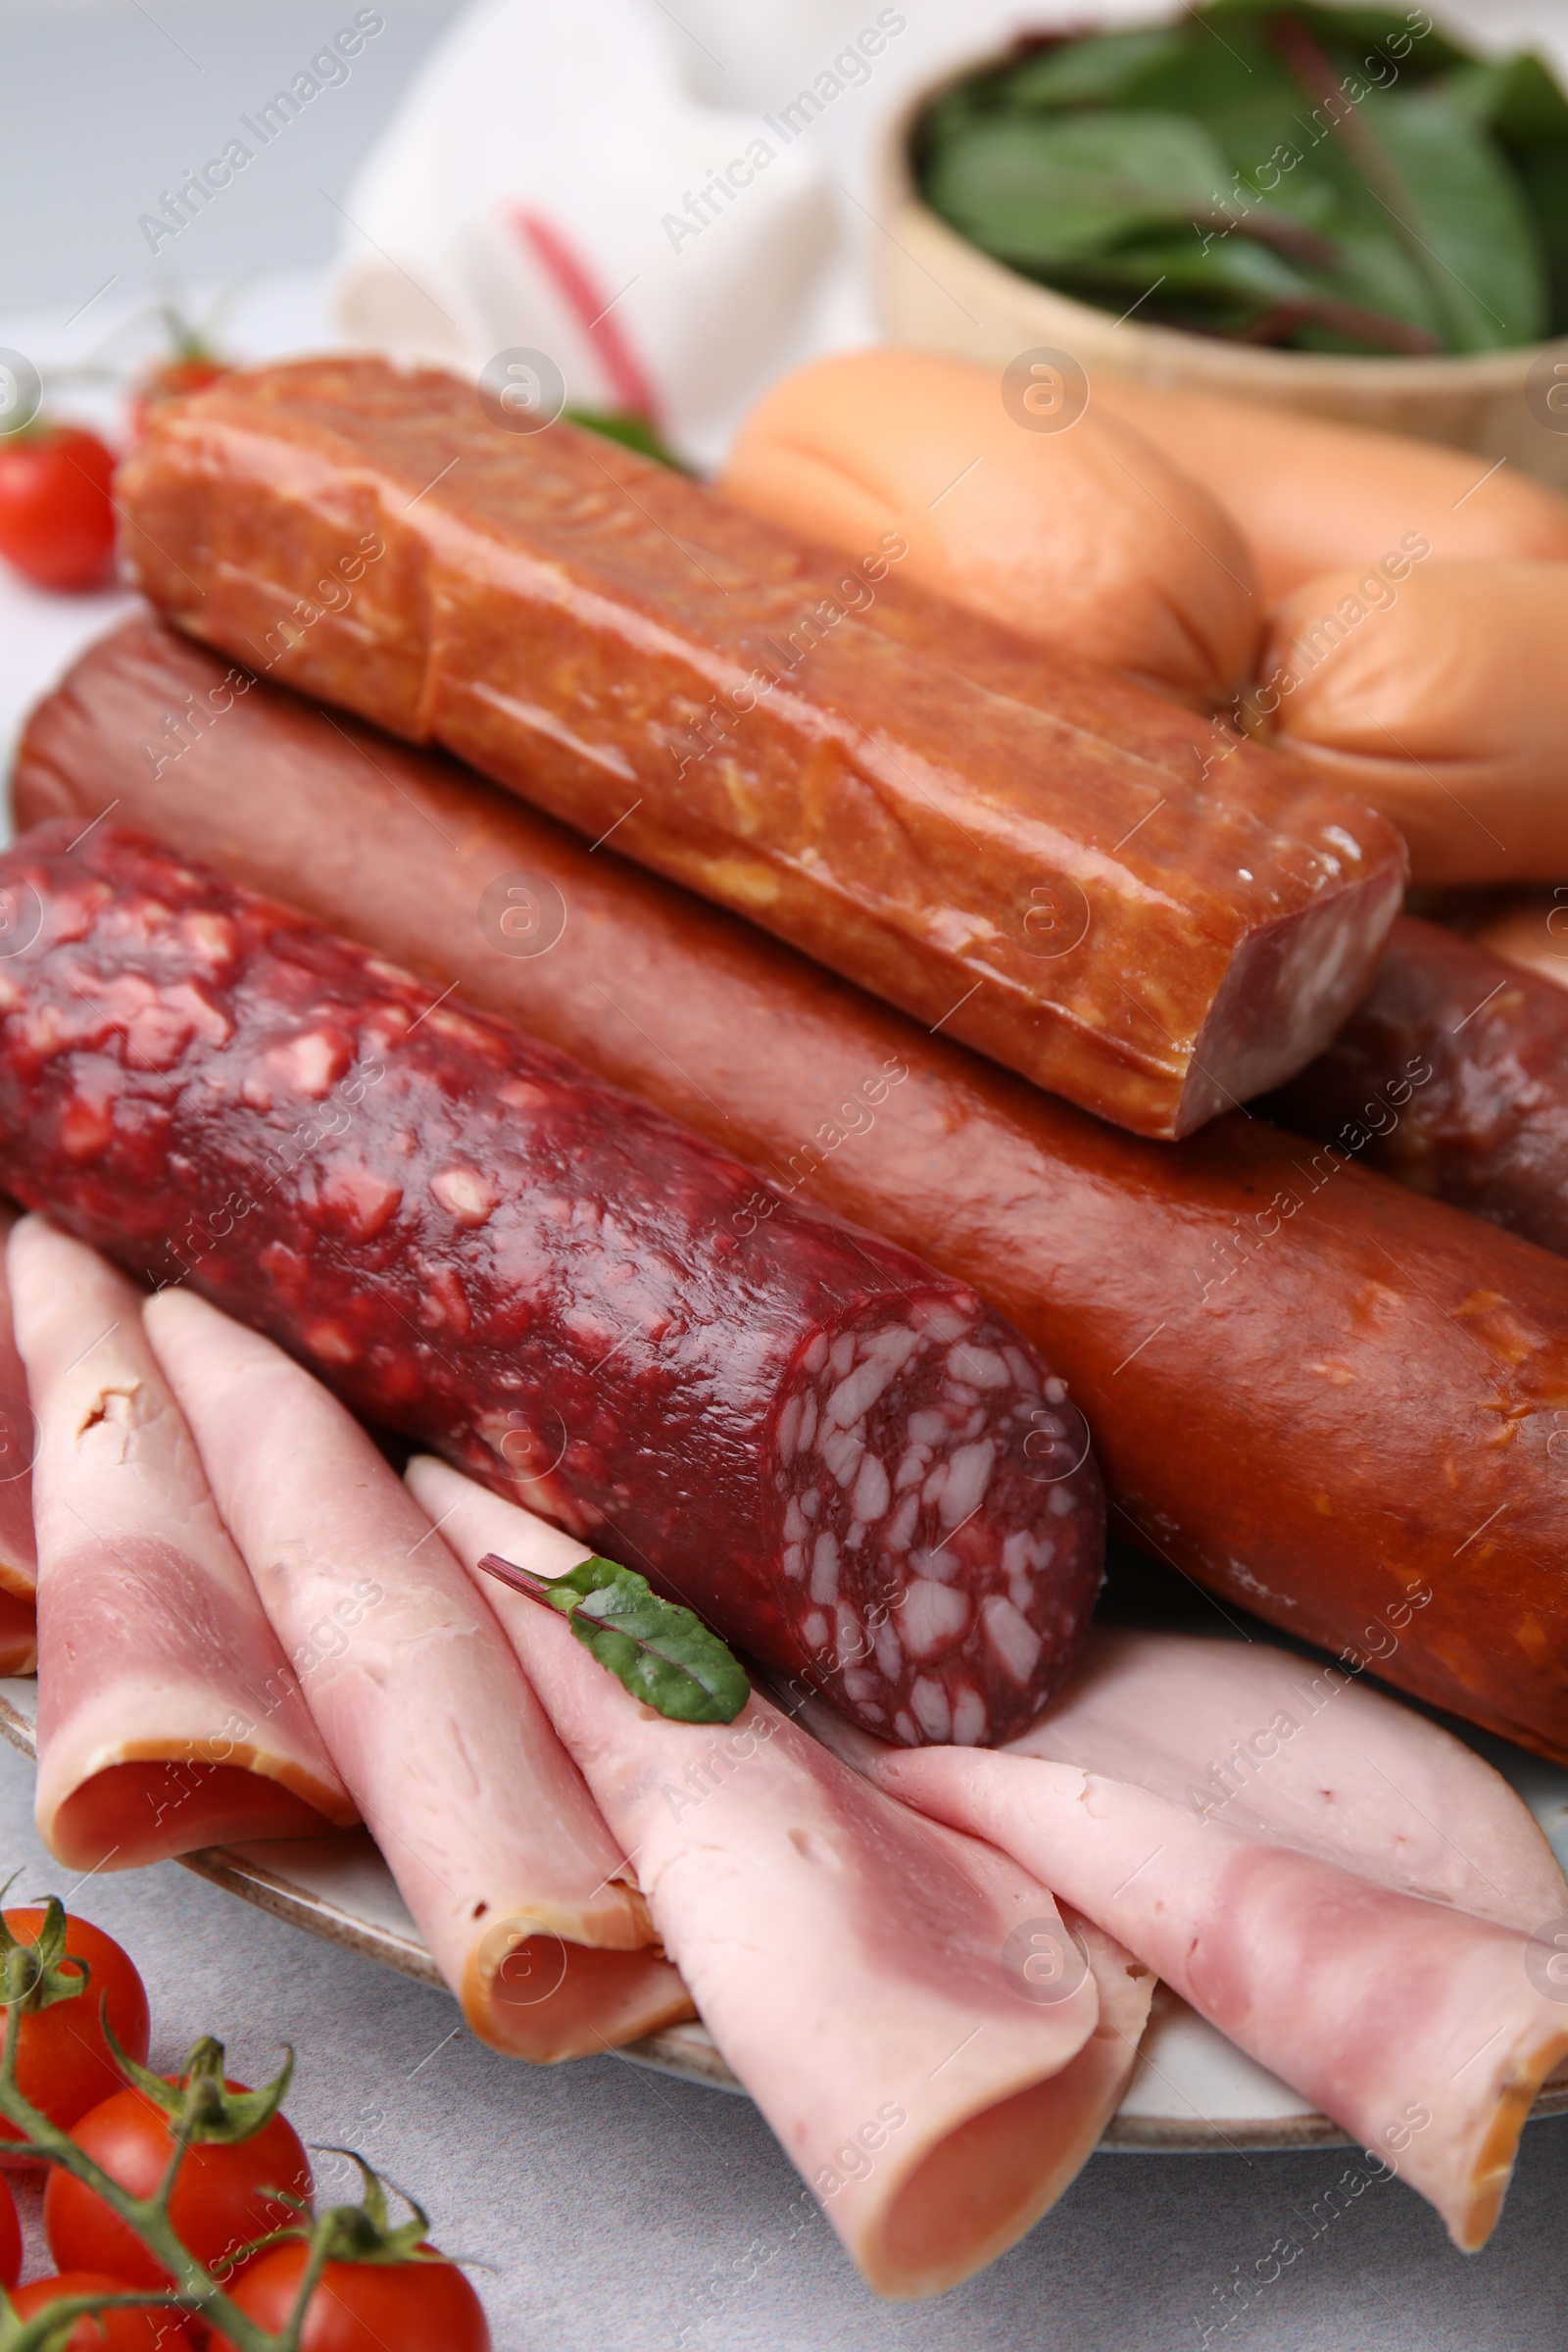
[6,348,1568,2305]
[4,1609,1568,2160]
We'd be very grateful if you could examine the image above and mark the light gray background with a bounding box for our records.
[3,5,1567,2345]
[0,0,464,314]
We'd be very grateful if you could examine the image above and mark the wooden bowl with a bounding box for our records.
[873,64,1568,487]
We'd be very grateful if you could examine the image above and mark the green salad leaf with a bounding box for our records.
[1362,85,1545,348]
[1445,52,1568,147]
[1200,1,1470,72]
[915,3,1568,352]
[478,1550,750,1724]
[926,111,1235,270]
[1001,29,1191,111]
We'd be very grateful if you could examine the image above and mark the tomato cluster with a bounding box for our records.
[0,1905,490,2350]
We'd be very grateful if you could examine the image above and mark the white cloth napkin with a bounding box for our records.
[329,0,1079,466]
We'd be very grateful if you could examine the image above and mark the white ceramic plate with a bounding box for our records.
[2,1676,1563,2153]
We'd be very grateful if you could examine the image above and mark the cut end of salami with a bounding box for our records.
[771,1298,1102,1744]
[0,819,1102,1745]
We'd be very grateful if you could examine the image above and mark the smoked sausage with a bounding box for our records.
[15,616,1568,1762]
[1268,914,1568,1258]
[114,358,1406,1141]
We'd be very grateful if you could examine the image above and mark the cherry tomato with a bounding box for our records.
[0,425,117,591]
[128,356,229,442]
[11,2273,194,2350]
[211,2239,491,2352]
[0,1908,150,2146]
[45,2079,312,2288]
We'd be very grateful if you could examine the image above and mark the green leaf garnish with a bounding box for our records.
[563,408,689,471]
[478,1551,749,1724]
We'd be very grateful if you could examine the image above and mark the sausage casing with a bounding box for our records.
[115,359,1406,1139]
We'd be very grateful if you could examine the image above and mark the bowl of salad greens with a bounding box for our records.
[878,2,1568,477]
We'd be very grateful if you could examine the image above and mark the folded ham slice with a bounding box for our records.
[408,1453,1153,2299]
[144,1285,693,2062]
[1013,1628,1568,1933]
[811,1721,1568,2253]
[0,1200,38,1665]
[10,1219,355,1867]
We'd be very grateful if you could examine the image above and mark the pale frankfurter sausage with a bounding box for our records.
[1091,378,1568,603]
[1256,560,1568,884]
[722,345,1259,708]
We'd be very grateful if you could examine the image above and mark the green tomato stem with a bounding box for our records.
[0,1995,285,2352]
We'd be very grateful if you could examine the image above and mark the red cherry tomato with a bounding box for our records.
[0,1908,150,2145]
[0,425,117,591]
[211,2239,491,2352]
[45,2080,312,2288]
[128,357,229,442]
[11,2273,195,2350]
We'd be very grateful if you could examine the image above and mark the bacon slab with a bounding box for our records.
[407,1453,1153,2299]
[144,1284,694,2061]
[115,358,1408,1140]
[9,1218,354,1868]
[816,1725,1568,2252]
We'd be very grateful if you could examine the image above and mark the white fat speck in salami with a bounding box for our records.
[851,1452,890,1523]
[769,1293,1102,1742]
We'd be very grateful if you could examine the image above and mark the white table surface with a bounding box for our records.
[5,6,1568,2343]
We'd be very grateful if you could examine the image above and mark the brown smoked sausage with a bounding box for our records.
[15,616,1568,1762]
[114,359,1406,1141]
[1270,915,1568,1260]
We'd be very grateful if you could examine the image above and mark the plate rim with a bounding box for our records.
[2,1684,1563,2153]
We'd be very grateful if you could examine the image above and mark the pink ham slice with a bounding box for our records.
[809,1719,1568,2253]
[1012,1627,1568,1931]
[143,1284,693,2062]
[0,1200,38,1669]
[408,1453,1154,2300]
[11,1218,355,1867]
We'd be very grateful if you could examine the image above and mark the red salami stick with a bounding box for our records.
[0,820,1101,1747]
